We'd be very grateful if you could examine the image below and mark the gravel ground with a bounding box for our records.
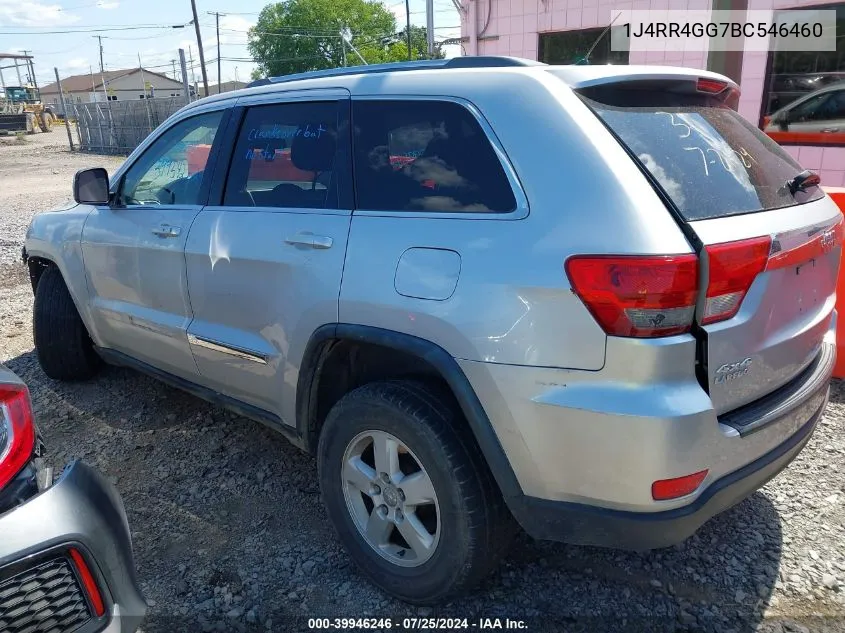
[1,133,844,633]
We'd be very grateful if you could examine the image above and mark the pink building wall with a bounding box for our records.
[460,0,845,185]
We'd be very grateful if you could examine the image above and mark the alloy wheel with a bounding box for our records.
[341,430,441,567]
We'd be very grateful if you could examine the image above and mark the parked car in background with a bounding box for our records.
[23,58,840,605]
[764,81,845,145]
[765,72,845,113]
[0,364,145,632]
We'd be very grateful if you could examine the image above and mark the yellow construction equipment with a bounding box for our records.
[0,54,54,134]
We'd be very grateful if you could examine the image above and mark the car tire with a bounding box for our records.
[318,380,514,604]
[33,266,101,380]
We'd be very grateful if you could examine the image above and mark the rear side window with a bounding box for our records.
[224,101,339,209]
[577,84,824,221]
[352,100,516,213]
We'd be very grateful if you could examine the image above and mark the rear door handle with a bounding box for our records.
[821,127,840,133]
[285,233,333,249]
[152,224,181,238]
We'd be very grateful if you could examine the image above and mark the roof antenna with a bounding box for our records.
[574,11,622,65]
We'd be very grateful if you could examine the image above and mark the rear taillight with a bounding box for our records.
[565,255,699,338]
[0,384,36,490]
[568,220,844,337]
[702,236,771,325]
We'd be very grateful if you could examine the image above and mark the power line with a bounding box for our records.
[206,10,263,15]
[29,42,90,55]
[59,1,121,9]
[102,30,204,41]
[0,24,190,35]
[0,21,191,29]
[217,55,325,63]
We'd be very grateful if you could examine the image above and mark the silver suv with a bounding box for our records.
[23,57,840,604]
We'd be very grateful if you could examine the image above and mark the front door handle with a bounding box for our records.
[821,127,840,133]
[285,233,333,249]
[152,224,181,238]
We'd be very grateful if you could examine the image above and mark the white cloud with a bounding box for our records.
[0,0,79,26]
[97,1,119,8]
[220,14,253,32]
[214,14,254,46]
[63,57,89,70]
[383,1,405,23]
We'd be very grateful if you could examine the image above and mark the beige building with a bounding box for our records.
[40,68,187,106]
[198,80,247,97]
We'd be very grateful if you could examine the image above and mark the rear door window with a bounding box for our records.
[352,99,516,213]
[223,101,340,209]
[575,83,824,221]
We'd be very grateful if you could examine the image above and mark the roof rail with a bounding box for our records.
[245,56,545,88]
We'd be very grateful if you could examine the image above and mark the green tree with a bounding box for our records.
[248,0,442,78]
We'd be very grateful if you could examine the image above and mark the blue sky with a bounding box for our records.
[0,0,462,89]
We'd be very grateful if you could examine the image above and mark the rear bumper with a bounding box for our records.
[458,334,834,550]
[508,393,824,549]
[0,461,146,633]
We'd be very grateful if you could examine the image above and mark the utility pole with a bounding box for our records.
[171,59,177,79]
[96,36,109,102]
[190,0,210,96]
[340,33,347,67]
[97,36,105,74]
[21,49,38,89]
[54,67,74,150]
[405,0,412,60]
[425,0,435,58]
[20,50,29,83]
[96,37,114,147]
[138,53,153,132]
[179,48,190,104]
[188,45,197,87]
[138,53,148,96]
[208,11,223,93]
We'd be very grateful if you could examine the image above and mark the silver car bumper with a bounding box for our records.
[0,461,146,633]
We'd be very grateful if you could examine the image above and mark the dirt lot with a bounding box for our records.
[1,132,844,632]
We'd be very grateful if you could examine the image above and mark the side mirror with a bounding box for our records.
[73,168,110,205]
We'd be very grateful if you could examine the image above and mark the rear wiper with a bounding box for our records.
[787,169,821,195]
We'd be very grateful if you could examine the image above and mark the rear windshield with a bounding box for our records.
[575,84,823,221]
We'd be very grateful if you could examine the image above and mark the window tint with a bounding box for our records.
[575,84,823,221]
[223,101,339,209]
[353,100,516,213]
[120,111,223,206]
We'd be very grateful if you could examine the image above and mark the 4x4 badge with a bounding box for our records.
[715,357,753,384]
[821,228,836,252]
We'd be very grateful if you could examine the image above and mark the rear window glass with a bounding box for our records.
[353,100,517,213]
[576,84,823,221]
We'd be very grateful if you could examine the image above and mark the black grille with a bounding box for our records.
[0,557,92,633]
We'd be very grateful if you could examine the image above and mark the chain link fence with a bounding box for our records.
[69,96,188,154]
